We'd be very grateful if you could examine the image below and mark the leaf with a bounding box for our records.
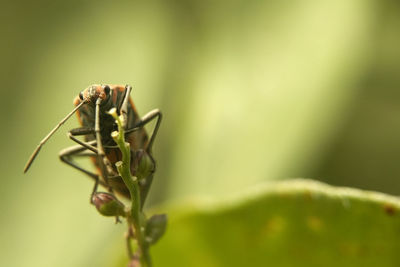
[145,214,168,245]
[149,179,400,267]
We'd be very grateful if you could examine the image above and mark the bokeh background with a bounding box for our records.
[1,0,400,266]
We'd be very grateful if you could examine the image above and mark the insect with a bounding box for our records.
[24,84,162,208]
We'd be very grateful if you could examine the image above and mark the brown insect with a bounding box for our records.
[24,84,162,208]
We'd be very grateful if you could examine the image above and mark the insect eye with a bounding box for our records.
[79,92,84,100]
[104,85,110,95]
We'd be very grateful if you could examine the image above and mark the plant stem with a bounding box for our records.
[109,108,151,267]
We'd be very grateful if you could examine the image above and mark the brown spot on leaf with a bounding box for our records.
[384,204,396,216]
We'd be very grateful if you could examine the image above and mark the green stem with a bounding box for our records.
[109,108,151,267]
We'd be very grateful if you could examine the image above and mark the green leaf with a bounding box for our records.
[149,179,400,267]
[145,214,168,245]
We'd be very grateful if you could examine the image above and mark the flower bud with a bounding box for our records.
[135,150,154,181]
[92,192,125,217]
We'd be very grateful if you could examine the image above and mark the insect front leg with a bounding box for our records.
[68,126,116,176]
[68,127,98,153]
[95,98,115,193]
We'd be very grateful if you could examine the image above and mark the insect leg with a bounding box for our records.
[59,143,98,178]
[95,98,114,192]
[59,144,107,202]
[125,109,162,152]
[119,85,132,123]
[68,127,98,153]
[125,110,162,208]
[68,126,119,198]
[68,127,118,174]
[118,84,162,151]
[124,109,161,181]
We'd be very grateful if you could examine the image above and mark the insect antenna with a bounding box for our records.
[23,99,88,173]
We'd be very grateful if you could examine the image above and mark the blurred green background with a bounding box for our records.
[1,0,400,266]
